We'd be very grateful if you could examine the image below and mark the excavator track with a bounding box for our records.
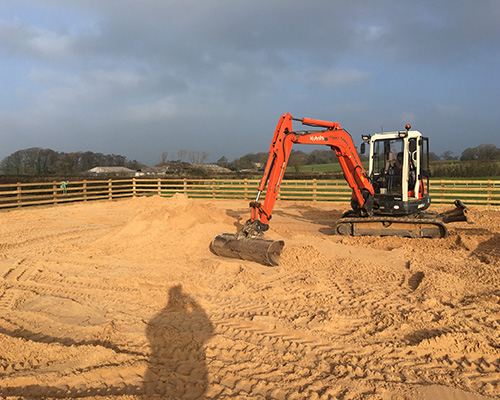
[335,214,448,238]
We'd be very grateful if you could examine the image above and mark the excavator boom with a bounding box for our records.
[247,113,374,237]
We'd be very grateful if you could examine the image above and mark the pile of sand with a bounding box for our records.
[0,195,499,399]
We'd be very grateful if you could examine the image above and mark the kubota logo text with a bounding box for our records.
[310,135,325,141]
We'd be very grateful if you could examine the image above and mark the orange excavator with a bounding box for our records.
[211,113,468,266]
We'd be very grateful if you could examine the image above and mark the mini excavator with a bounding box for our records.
[211,113,468,266]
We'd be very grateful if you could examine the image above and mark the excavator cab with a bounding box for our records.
[364,126,431,216]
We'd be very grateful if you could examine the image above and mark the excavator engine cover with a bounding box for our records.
[210,233,284,266]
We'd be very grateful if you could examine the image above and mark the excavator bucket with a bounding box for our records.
[439,199,471,224]
[210,233,284,267]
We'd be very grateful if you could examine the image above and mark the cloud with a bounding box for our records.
[0,0,499,165]
[435,104,461,115]
[28,27,71,57]
[399,112,417,125]
[309,69,371,87]
[124,98,179,122]
[0,19,74,60]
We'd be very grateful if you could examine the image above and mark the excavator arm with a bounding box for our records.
[242,113,374,238]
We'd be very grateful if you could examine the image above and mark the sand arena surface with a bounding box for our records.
[0,194,499,399]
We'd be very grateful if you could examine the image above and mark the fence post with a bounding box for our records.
[53,181,58,205]
[244,179,248,200]
[157,178,161,196]
[83,180,87,201]
[487,179,492,209]
[17,182,22,207]
[212,179,216,199]
[183,178,187,196]
[440,179,445,204]
[313,179,317,202]
[133,178,137,197]
[108,179,112,200]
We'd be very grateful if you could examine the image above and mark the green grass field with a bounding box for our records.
[287,162,368,173]
[286,160,499,179]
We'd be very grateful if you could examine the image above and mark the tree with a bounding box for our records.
[460,144,500,161]
[230,152,269,170]
[477,144,500,160]
[188,151,204,164]
[79,151,97,171]
[177,150,187,162]
[288,150,306,173]
[125,159,143,170]
[216,156,228,168]
[428,152,440,162]
[305,149,336,165]
[160,152,168,165]
[460,147,478,161]
[0,150,23,174]
[57,152,79,175]
[0,148,137,175]
[440,151,457,161]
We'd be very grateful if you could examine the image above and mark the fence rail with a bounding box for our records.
[0,178,499,210]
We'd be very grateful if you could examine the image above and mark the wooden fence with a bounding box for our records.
[0,178,499,209]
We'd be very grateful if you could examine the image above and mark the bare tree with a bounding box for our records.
[177,150,187,162]
[160,152,168,165]
[201,151,209,164]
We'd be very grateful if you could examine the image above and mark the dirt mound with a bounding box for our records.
[0,197,499,399]
[94,194,237,261]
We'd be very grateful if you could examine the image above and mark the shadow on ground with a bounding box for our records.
[144,285,214,399]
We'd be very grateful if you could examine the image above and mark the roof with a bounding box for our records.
[85,166,136,174]
[195,164,232,172]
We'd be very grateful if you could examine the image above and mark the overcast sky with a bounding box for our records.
[1,1,499,166]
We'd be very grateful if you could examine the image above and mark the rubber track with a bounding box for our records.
[336,215,448,238]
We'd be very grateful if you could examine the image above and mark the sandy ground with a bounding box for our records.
[0,194,499,400]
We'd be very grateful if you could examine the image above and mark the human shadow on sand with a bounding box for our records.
[143,285,214,399]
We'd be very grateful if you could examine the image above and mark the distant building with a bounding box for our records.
[84,166,136,177]
[134,166,167,177]
[135,161,192,176]
[194,164,232,173]
[84,162,232,177]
